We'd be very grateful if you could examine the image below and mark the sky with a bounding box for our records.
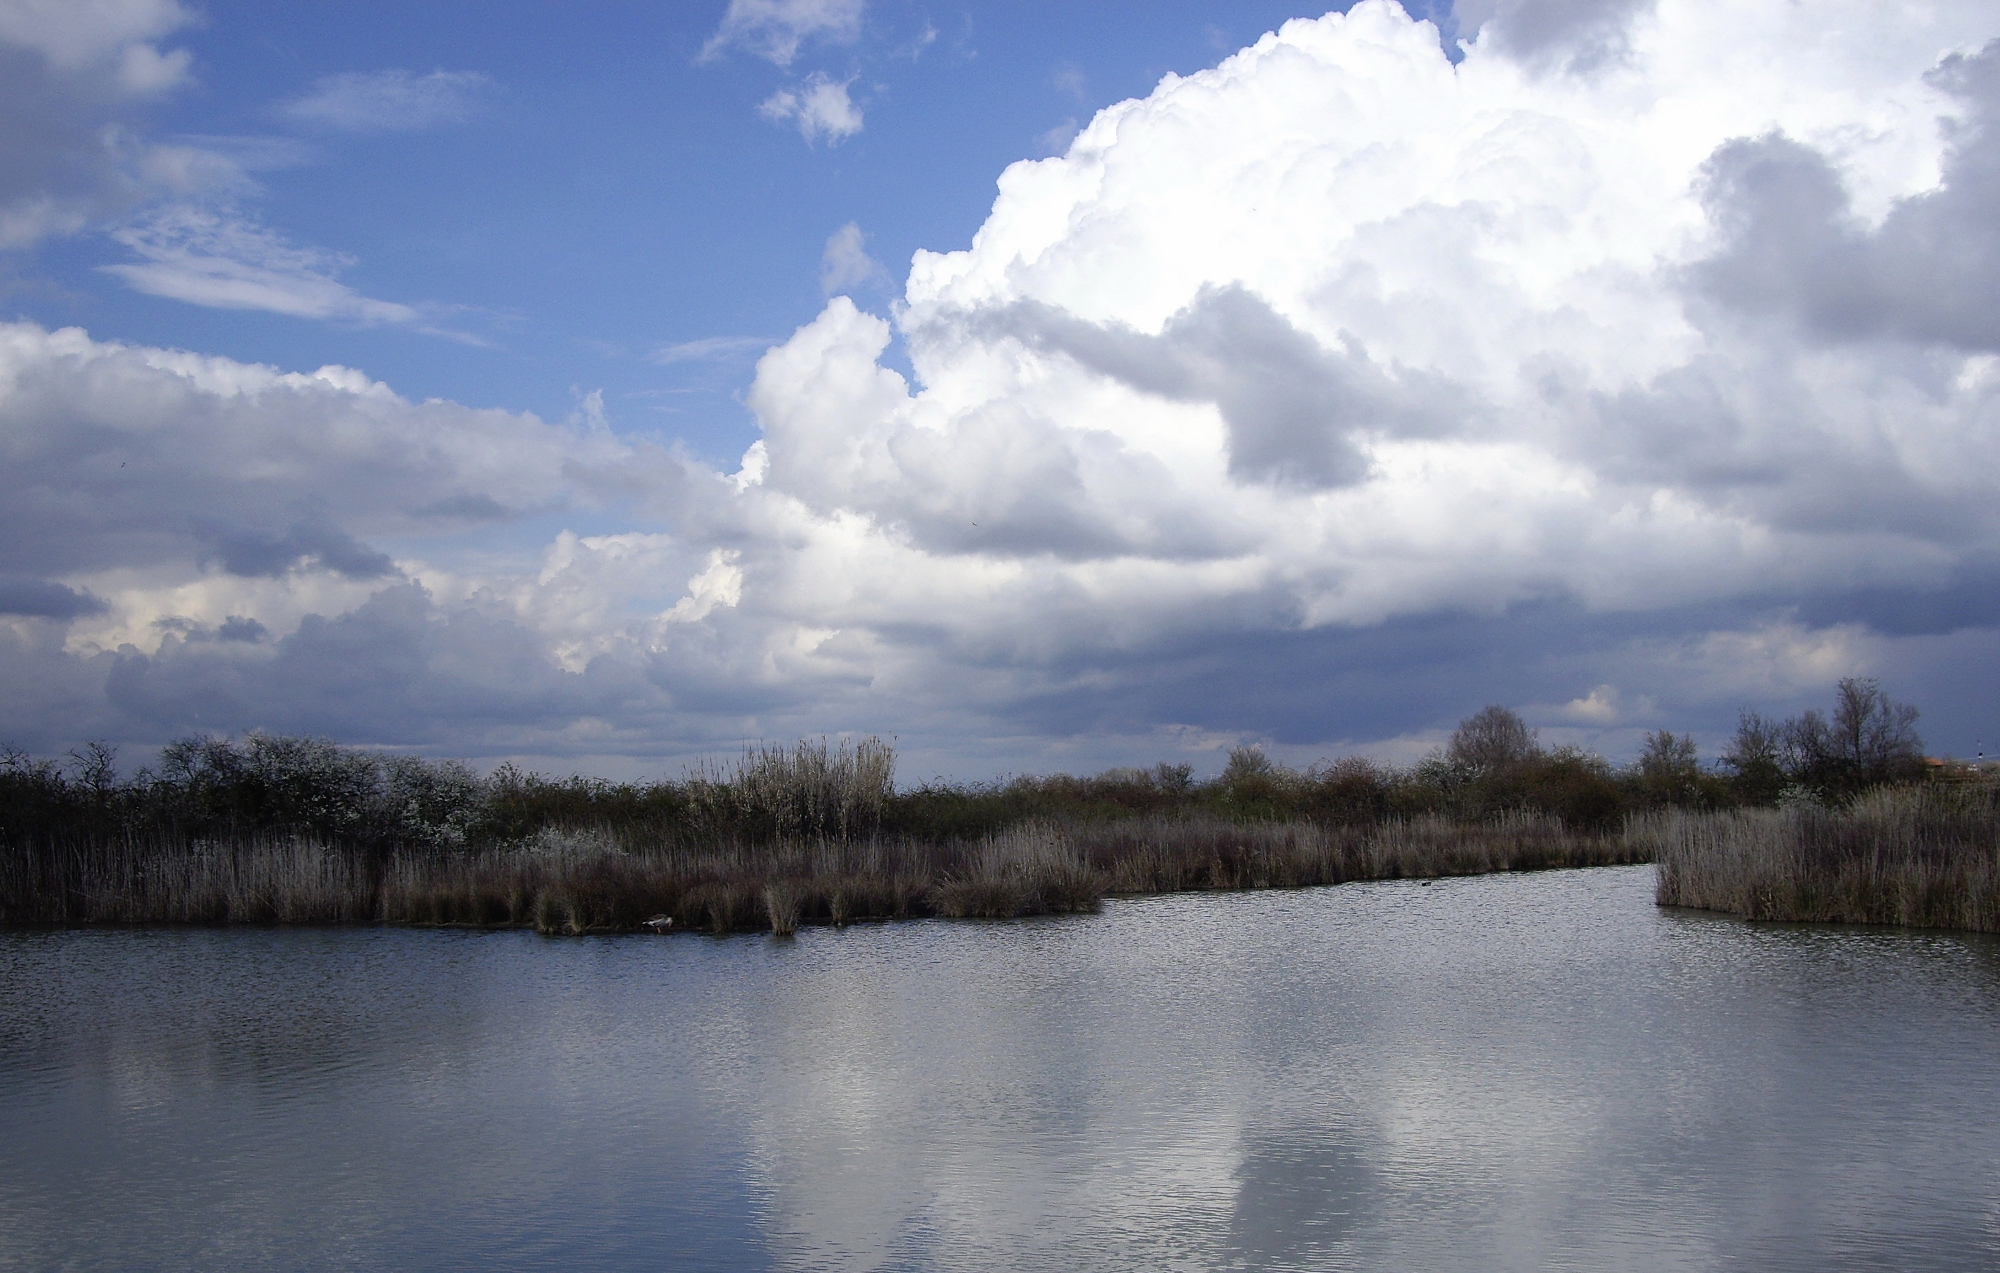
[3,0,1999,781]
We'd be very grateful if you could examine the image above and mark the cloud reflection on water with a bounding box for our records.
[3,869,2000,1270]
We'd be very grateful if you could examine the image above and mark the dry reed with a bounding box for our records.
[2,808,1637,935]
[1643,785,2000,932]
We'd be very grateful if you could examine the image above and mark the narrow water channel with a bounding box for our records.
[4,865,1997,1271]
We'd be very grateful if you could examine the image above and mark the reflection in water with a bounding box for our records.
[3,865,1998,1271]
[1226,1125,1376,1267]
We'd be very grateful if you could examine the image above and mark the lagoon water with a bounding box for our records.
[3,865,1998,1271]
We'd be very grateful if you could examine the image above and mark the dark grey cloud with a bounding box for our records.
[1466,0,1656,74]
[978,591,2000,764]
[1560,350,1994,544]
[206,519,396,580]
[0,575,105,620]
[103,583,638,746]
[413,493,512,522]
[1691,40,2000,352]
[981,285,1468,491]
[989,598,1666,745]
[1793,554,2000,637]
[4,557,1996,773]
[214,615,268,643]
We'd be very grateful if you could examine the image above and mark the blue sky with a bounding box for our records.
[3,0,1999,779]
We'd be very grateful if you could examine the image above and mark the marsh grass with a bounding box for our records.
[1080,808,1639,894]
[2,806,1637,935]
[1644,785,2000,932]
[931,821,1099,918]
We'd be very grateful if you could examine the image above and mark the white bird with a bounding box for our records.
[642,915,673,932]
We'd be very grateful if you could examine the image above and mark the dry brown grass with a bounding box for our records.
[1082,809,1640,893]
[1642,785,2000,932]
[3,808,1639,935]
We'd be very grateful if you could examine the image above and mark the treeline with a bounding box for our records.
[0,677,1930,859]
[0,677,1974,933]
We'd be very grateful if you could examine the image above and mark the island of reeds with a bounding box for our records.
[4,678,1992,935]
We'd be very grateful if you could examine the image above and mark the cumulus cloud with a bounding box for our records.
[759,72,864,144]
[1690,40,2000,352]
[280,69,492,133]
[6,0,2000,771]
[703,0,865,67]
[721,0,2000,755]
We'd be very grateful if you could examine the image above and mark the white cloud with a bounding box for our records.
[759,73,864,144]
[819,222,886,294]
[281,69,492,133]
[1556,685,1630,725]
[703,0,866,67]
[101,205,425,325]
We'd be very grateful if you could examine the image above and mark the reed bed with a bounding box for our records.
[0,810,1635,935]
[1643,786,2000,932]
[1081,808,1640,893]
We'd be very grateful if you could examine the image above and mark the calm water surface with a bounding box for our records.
[4,865,1998,1271]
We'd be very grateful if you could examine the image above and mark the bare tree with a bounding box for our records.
[1775,678,1924,796]
[65,741,117,802]
[1831,677,1923,778]
[1448,705,1540,773]
[1720,711,1785,802]
[1638,730,1698,780]
[1636,730,1701,805]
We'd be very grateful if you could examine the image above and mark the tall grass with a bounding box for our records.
[687,737,895,843]
[1083,808,1641,893]
[1,807,1637,935]
[1643,785,2000,932]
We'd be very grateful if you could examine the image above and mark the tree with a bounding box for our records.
[1448,705,1540,773]
[1831,677,1923,781]
[65,741,118,803]
[1640,732,1704,800]
[1220,746,1282,806]
[1637,730,1697,780]
[1720,711,1786,803]
[1773,678,1923,798]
